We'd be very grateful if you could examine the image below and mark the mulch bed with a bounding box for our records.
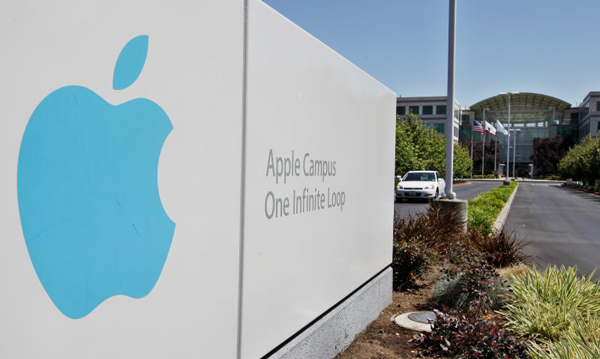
[334,278,434,359]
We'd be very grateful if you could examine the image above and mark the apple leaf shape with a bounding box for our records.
[113,35,149,90]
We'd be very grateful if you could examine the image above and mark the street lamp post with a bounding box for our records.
[500,92,519,181]
[445,0,457,199]
[509,128,521,179]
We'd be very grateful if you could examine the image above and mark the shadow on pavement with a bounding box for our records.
[557,186,600,203]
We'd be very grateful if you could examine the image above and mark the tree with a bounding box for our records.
[558,133,600,185]
[530,135,573,175]
[396,113,472,178]
[453,142,473,179]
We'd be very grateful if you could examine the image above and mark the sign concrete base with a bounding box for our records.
[268,267,392,359]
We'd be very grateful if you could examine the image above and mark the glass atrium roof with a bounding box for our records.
[470,93,571,124]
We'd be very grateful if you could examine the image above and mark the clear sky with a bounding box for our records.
[262,0,600,108]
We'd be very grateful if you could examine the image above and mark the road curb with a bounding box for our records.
[453,181,470,187]
[493,184,518,233]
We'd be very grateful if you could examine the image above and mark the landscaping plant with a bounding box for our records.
[393,205,465,252]
[433,243,506,312]
[412,309,530,359]
[467,206,496,234]
[558,132,600,185]
[501,265,600,341]
[468,180,518,233]
[392,235,438,291]
[466,227,531,268]
[391,205,464,291]
[528,330,600,359]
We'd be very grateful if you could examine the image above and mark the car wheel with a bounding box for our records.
[435,189,439,199]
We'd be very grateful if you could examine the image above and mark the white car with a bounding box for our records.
[396,170,446,202]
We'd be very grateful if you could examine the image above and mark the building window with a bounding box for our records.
[581,101,590,120]
[409,106,419,115]
[436,105,446,115]
[581,122,591,139]
[570,112,579,124]
[422,105,433,115]
[461,114,470,123]
[396,106,405,116]
[432,123,445,134]
[596,101,600,112]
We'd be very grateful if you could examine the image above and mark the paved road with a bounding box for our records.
[394,180,502,219]
[505,183,600,277]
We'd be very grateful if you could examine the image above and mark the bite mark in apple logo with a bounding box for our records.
[17,35,175,319]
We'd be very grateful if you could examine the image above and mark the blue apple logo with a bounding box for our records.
[17,35,175,319]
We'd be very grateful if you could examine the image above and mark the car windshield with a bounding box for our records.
[403,172,435,181]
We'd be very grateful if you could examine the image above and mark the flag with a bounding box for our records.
[473,120,483,133]
[484,121,497,136]
[496,120,508,135]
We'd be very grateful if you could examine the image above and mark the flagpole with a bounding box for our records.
[470,130,473,178]
[482,109,487,179]
[507,94,511,180]
[482,130,485,178]
[494,138,497,173]
[495,120,509,178]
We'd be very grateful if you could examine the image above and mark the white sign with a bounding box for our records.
[241,1,395,357]
[0,0,395,358]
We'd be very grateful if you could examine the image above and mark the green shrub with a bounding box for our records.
[467,181,518,234]
[489,184,516,202]
[501,265,600,341]
[467,207,495,234]
[558,133,600,183]
[470,192,501,207]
